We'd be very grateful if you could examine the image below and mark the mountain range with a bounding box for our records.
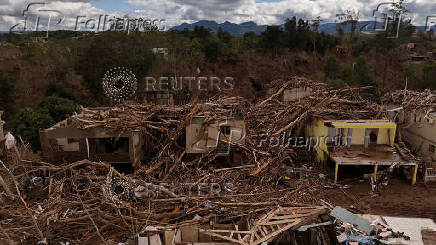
[170,20,427,36]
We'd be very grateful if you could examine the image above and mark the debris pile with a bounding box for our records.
[332,206,412,245]
[382,89,436,112]
[0,159,329,244]
[0,77,421,244]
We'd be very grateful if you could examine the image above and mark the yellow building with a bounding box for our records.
[305,119,418,184]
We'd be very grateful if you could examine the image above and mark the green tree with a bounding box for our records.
[0,71,15,111]
[217,27,232,45]
[9,95,77,150]
[9,108,54,150]
[340,64,355,84]
[354,56,371,86]
[260,26,284,55]
[422,63,436,89]
[284,17,297,49]
[243,31,259,49]
[324,56,340,80]
[46,82,74,100]
[202,36,222,61]
[38,95,77,122]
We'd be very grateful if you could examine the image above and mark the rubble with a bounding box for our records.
[0,77,424,244]
[382,89,436,112]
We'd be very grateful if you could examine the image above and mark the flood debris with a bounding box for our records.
[0,77,425,244]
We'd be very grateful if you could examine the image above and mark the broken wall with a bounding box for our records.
[186,117,246,154]
[283,87,313,102]
[40,125,145,166]
[402,112,436,167]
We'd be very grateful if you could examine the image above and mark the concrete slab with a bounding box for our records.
[361,215,436,245]
[382,216,436,245]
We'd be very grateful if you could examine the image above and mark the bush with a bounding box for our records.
[9,95,77,150]
[45,82,74,100]
[9,108,54,150]
[38,95,77,122]
[324,56,340,80]
[0,71,15,111]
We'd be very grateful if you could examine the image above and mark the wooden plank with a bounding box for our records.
[205,230,251,234]
[258,227,266,236]
[202,231,246,245]
[258,218,305,226]
[181,225,199,243]
[260,226,269,235]
[270,212,317,221]
[251,223,296,245]
[253,231,260,240]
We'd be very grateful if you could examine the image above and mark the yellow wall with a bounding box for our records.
[305,120,329,162]
[306,120,397,162]
[351,128,366,145]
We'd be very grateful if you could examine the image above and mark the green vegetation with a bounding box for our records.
[9,96,76,150]
[0,14,435,149]
[0,70,15,112]
[402,63,436,90]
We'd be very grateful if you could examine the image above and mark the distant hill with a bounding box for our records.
[170,20,426,36]
[170,20,268,35]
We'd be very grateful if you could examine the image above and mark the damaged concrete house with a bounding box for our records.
[384,90,436,182]
[306,119,418,184]
[266,77,326,103]
[40,99,247,169]
[387,108,436,168]
[186,108,246,165]
[39,109,146,169]
[144,91,174,105]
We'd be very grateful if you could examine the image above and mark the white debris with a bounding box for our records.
[5,132,16,150]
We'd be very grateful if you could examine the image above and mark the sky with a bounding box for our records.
[0,0,435,31]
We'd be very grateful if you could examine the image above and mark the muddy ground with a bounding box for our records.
[321,178,436,221]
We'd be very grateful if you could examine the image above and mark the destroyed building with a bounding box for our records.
[2,81,431,244]
[265,77,326,103]
[144,91,174,105]
[391,110,436,167]
[152,47,169,59]
[384,90,436,169]
[305,119,418,184]
[186,114,246,164]
[39,99,248,168]
[39,110,145,167]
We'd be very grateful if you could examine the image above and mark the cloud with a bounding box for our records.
[0,0,435,31]
[0,0,104,30]
[126,0,436,26]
